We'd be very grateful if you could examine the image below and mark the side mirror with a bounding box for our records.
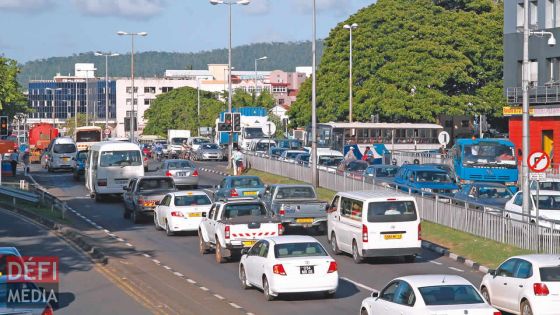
[241,248,250,256]
[371,291,379,298]
[488,269,496,276]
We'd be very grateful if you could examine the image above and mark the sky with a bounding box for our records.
[0,0,376,63]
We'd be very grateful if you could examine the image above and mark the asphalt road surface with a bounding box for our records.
[28,160,487,315]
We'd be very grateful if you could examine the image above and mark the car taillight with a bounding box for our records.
[418,223,422,241]
[138,197,144,205]
[493,312,501,315]
[534,283,550,296]
[41,305,53,315]
[192,169,199,177]
[273,264,286,275]
[278,223,284,235]
[279,206,285,216]
[170,211,184,217]
[165,171,172,176]
[362,224,368,243]
[230,189,238,197]
[225,225,230,239]
[327,261,337,273]
[97,179,107,186]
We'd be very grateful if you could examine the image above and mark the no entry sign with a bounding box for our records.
[528,151,550,173]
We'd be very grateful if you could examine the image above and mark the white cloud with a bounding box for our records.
[243,0,271,15]
[0,0,55,12]
[290,0,351,15]
[72,0,165,19]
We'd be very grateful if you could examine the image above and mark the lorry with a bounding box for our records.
[167,130,191,156]
[214,107,276,150]
[28,123,58,163]
[198,198,282,263]
[262,184,329,232]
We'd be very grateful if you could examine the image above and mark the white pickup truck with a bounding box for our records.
[198,199,282,263]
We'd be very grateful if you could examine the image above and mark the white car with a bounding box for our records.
[154,191,212,236]
[280,150,308,163]
[238,235,338,301]
[360,274,499,315]
[505,190,560,228]
[480,254,560,315]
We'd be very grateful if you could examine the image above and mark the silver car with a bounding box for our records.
[194,143,224,161]
[161,159,199,188]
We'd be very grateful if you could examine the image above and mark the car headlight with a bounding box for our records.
[421,188,433,192]
[451,189,458,194]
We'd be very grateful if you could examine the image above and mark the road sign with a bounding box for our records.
[528,151,550,173]
[530,172,547,181]
[438,131,450,146]
[104,128,111,135]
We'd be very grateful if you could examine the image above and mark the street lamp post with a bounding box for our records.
[210,0,250,169]
[343,23,358,123]
[311,0,318,187]
[95,52,119,138]
[254,56,267,97]
[117,31,148,143]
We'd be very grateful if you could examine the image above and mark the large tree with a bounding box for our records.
[289,0,504,127]
[0,57,28,117]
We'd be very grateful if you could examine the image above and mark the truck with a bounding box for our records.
[122,176,178,224]
[262,184,329,232]
[214,107,276,150]
[198,198,282,263]
[167,130,191,156]
[28,123,58,163]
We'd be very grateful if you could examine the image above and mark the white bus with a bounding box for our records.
[85,141,144,202]
[75,126,103,151]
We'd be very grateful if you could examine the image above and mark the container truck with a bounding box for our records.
[28,123,58,163]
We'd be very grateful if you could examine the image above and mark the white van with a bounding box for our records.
[327,190,421,264]
[46,137,77,172]
[85,141,144,201]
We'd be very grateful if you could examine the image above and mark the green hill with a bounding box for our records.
[18,41,324,87]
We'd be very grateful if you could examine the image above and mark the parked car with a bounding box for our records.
[154,191,212,236]
[72,150,88,181]
[316,150,344,173]
[453,182,513,211]
[505,190,560,228]
[269,147,287,160]
[279,150,307,163]
[337,160,370,179]
[248,139,276,156]
[122,176,178,223]
[276,139,303,150]
[360,275,499,315]
[262,184,329,232]
[160,159,199,188]
[198,198,282,263]
[294,153,310,166]
[214,176,266,201]
[193,143,224,161]
[363,165,399,186]
[480,254,560,315]
[393,164,459,196]
[239,235,338,301]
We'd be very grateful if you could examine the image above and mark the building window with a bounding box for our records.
[126,98,138,106]
[530,60,538,84]
[278,99,285,105]
[547,0,554,28]
[161,87,173,93]
[517,3,524,28]
[126,111,135,117]
[126,87,138,93]
[547,58,560,83]
[144,87,156,94]
[144,99,153,106]
[530,1,538,27]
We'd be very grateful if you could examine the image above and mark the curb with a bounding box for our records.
[421,240,489,274]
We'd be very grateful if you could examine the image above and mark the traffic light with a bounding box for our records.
[0,116,8,136]
[217,123,231,132]
[232,112,241,132]
[221,112,233,132]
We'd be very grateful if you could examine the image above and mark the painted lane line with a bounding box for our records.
[229,303,242,309]
[213,294,225,300]
[429,260,443,265]
[163,265,172,270]
[116,238,126,242]
[108,233,116,237]
[173,272,184,277]
[103,229,111,234]
[142,253,151,258]
[186,279,196,284]
[125,243,133,247]
[247,313,255,315]
[152,259,161,264]
[200,287,209,291]
[340,277,377,292]
[448,267,464,272]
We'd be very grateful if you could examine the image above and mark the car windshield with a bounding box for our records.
[535,195,560,210]
[347,161,368,172]
[367,201,417,222]
[271,148,287,156]
[76,130,101,142]
[171,138,188,145]
[540,267,560,281]
[223,203,267,218]
[167,160,194,169]
[477,186,513,199]
[285,151,305,159]
[276,186,316,199]
[297,154,310,162]
[463,143,516,166]
[174,195,211,206]
[373,167,398,177]
[532,181,560,191]
[318,156,343,166]
[192,138,209,144]
[256,142,274,151]
[416,171,452,183]
[138,178,174,191]
[243,128,264,139]
[100,150,142,167]
[201,144,219,150]
[53,143,76,153]
[231,177,264,188]
[418,285,485,306]
[274,242,327,258]
[278,140,302,149]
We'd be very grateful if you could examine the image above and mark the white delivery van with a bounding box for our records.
[46,137,77,172]
[327,190,421,264]
[85,141,144,201]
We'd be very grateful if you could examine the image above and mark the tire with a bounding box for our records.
[131,210,141,224]
[239,266,250,290]
[360,307,369,315]
[154,214,163,231]
[215,240,226,264]
[95,193,104,202]
[199,231,208,255]
[521,300,533,315]
[165,220,174,236]
[324,290,336,298]
[352,241,364,264]
[123,207,131,219]
[330,233,341,255]
[263,277,274,301]
[481,287,491,304]
[144,166,148,172]
[47,165,53,173]
[404,255,416,263]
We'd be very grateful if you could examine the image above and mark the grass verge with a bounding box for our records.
[0,194,71,225]
[245,168,535,268]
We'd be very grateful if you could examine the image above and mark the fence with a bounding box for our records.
[0,180,70,220]
[246,153,560,254]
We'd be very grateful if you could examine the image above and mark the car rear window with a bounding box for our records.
[138,178,174,191]
[418,285,484,306]
[367,201,417,223]
[274,242,327,258]
[53,143,76,154]
[231,177,264,188]
[540,267,560,281]
[276,187,316,199]
[167,160,194,169]
[175,195,211,206]
[223,203,267,218]
[376,167,398,177]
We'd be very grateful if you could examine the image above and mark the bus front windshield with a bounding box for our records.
[243,128,265,139]
[462,143,516,167]
[76,130,101,142]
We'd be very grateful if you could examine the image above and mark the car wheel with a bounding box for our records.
[324,290,336,298]
[131,210,141,224]
[360,307,369,315]
[352,241,364,264]
[199,232,208,255]
[521,300,533,315]
[215,240,226,264]
[239,266,250,290]
[47,165,53,173]
[263,277,274,301]
[95,193,103,202]
[154,214,163,231]
[481,287,491,304]
[330,233,341,255]
[404,255,416,263]
[123,207,131,219]
[165,220,174,236]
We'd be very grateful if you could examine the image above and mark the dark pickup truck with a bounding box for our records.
[123,176,177,224]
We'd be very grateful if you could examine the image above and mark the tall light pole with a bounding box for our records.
[343,23,358,123]
[521,0,556,219]
[95,51,119,138]
[254,56,267,97]
[210,0,251,169]
[117,31,148,143]
[311,0,318,187]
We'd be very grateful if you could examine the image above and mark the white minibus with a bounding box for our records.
[46,137,77,172]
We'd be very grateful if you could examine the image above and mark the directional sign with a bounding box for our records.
[528,151,550,173]
[438,131,450,146]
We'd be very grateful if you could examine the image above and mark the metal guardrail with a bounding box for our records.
[245,153,560,254]
[0,186,39,204]
[0,180,69,220]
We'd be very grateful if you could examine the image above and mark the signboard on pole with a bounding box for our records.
[528,151,550,173]
[529,172,546,181]
[438,131,450,146]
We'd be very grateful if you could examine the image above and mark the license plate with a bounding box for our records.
[242,240,256,247]
[300,266,314,274]
[188,212,201,217]
[116,180,128,185]
[63,157,70,162]
[244,191,258,196]
[384,234,402,240]
[177,172,188,177]
[296,218,314,224]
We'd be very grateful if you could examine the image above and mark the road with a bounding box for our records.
[29,160,487,315]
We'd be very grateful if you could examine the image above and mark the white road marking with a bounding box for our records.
[429,260,443,265]
[103,229,111,233]
[163,265,172,270]
[229,303,242,309]
[213,294,224,300]
[340,277,377,292]
[142,253,151,258]
[186,279,196,284]
[448,267,464,272]
[125,243,133,247]
[116,238,125,242]
[200,287,209,291]
[152,259,161,264]
[173,272,184,277]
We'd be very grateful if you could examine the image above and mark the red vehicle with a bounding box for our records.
[28,123,58,163]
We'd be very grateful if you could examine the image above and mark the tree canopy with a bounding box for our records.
[289,0,504,127]
[0,56,28,117]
